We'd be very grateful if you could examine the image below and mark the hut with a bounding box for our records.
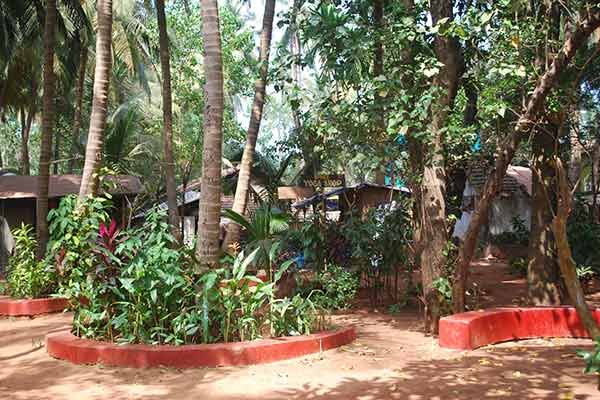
[290,183,410,220]
[452,165,532,259]
[0,174,142,273]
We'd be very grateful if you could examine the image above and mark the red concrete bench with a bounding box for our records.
[439,307,600,350]
[46,326,356,368]
[0,296,68,316]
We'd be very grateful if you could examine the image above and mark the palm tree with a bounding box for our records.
[67,44,88,173]
[156,0,180,240]
[36,0,57,258]
[195,0,224,267]
[223,0,276,251]
[79,0,113,199]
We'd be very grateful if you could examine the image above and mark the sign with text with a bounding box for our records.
[302,174,345,189]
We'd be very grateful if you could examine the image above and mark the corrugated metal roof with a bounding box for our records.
[292,183,410,209]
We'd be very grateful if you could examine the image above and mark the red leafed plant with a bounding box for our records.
[99,219,120,253]
[96,219,122,268]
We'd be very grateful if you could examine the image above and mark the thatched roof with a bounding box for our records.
[0,175,142,199]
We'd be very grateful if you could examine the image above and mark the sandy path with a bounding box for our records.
[1,307,599,400]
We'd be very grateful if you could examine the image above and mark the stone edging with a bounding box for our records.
[46,326,356,368]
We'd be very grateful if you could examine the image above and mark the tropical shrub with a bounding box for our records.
[293,264,359,311]
[48,194,112,298]
[313,264,359,310]
[223,204,290,273]
[6,224,56,299]
[53,199,325,345]
[271,292,327,336]
[282,219,327,269]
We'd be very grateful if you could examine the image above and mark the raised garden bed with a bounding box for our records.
[46,326,356,368]
[0,296,68,317]
[439,307,600,350]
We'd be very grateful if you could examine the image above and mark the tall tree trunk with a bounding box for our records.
[195,0,224,267]
[527,124,562,305]
[156,0,181,241]
[527,3,562,305]
[419,0,462,334]
[552,158,600,339]
[288,0,309,178]
[222,0,276,251]
[452,8,600,312]
[79,0,113,200]
[19,107,33,175]
[68,47,88,174]
[37,0,57,258]
[373,0,386,185]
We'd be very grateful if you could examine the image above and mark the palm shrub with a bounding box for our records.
[6,224,56,299]
[223,204,290,276]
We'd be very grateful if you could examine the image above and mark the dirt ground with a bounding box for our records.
[1,261,600,400]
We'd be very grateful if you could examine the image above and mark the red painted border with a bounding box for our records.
[0,296,68,316]
[46,326,356,368]
[439,307,600,350]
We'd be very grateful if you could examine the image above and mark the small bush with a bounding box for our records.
[271,292,327,336]
[6,224,55,299]
[311,264,359,311]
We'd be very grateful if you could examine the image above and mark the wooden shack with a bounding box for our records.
[291,183,410,219]
[0,174,142,233]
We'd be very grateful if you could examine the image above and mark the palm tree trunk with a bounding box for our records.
[68,47,88,174]
[79,0,113,200]
[19,107,32,175]
[195,0,224,267]
[37,0,57,258]
[53,130,60,174]
[222,0,276,251]
[156,0,181,241]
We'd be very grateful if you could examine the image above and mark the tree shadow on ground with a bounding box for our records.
[265,344,597,400]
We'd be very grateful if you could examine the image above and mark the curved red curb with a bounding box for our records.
[439,307,600,350]
[0,296,68,316]
[46,326,356,368]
